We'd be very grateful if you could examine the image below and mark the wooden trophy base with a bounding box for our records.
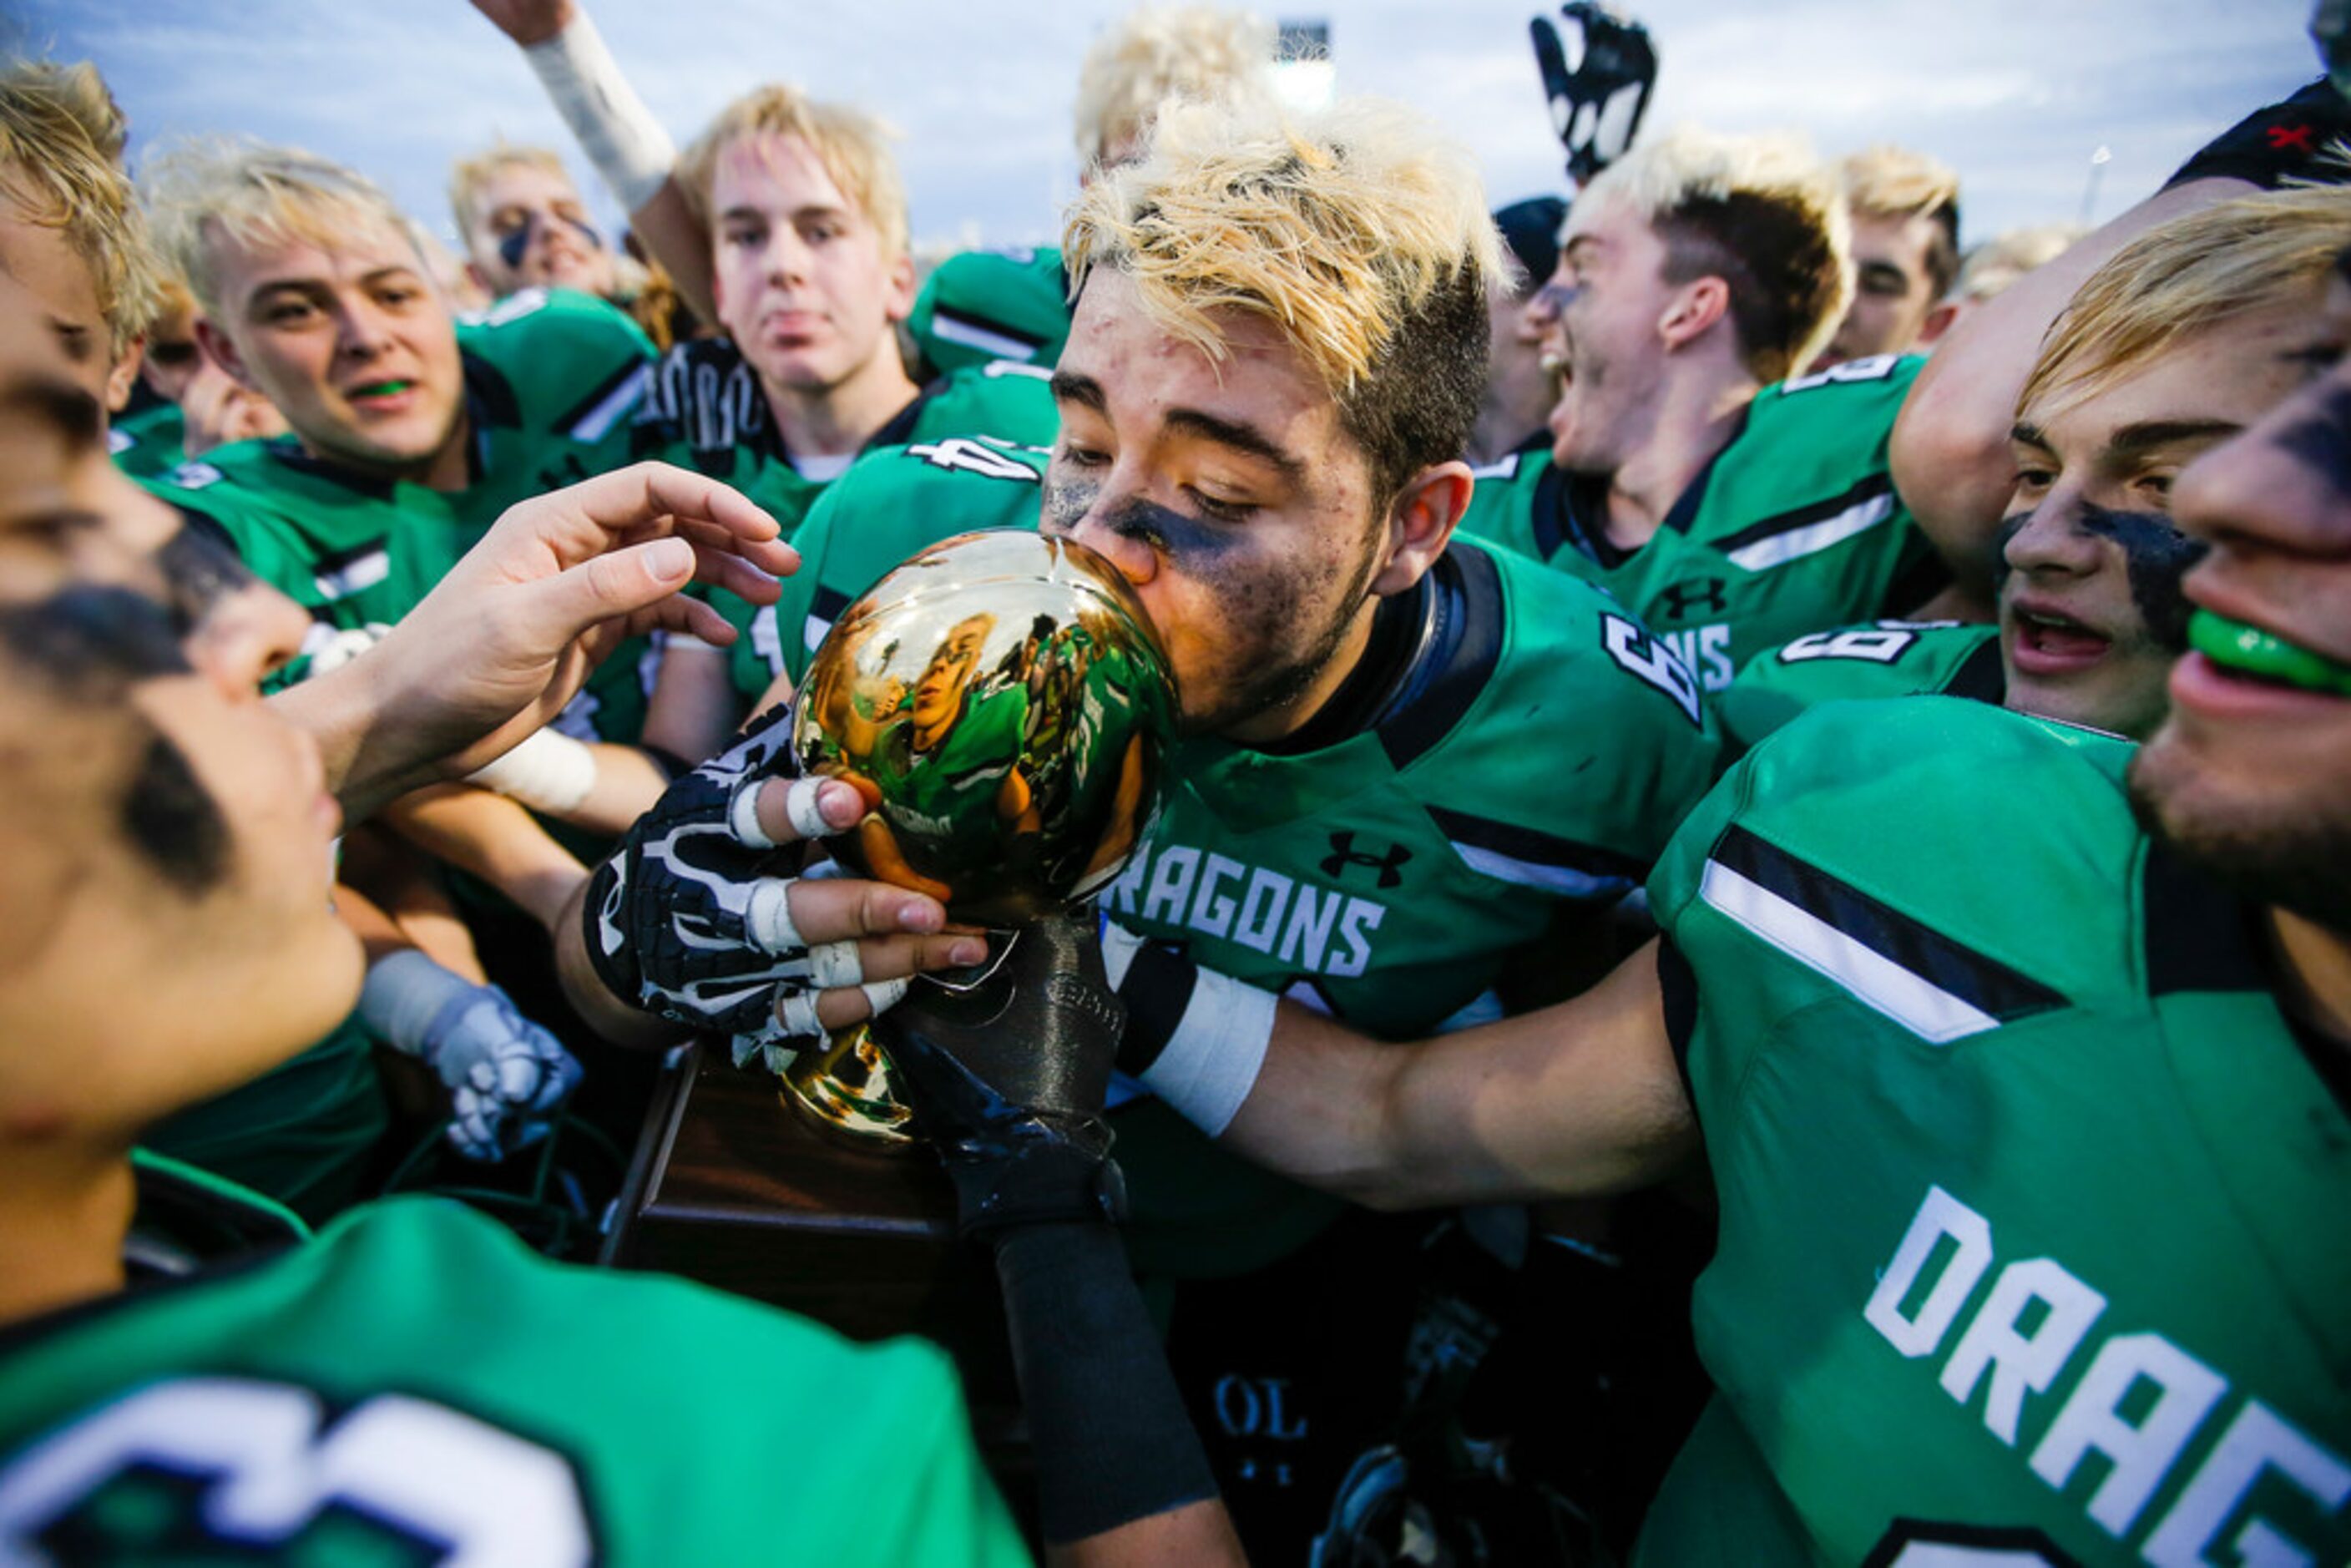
[602,1044,1020,1412]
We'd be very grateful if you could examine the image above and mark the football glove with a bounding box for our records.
[581,702,906,1071]
[360,950,583,1162]
[1529,3,1658,189]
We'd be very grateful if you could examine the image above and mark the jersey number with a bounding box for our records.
[1776,626,1922,665]
[1779,352,1903,395]
[0,1376,592,1565]
[1863,1520,2076,1568]
[908,438,1040,483]
[1602,614,1705,726]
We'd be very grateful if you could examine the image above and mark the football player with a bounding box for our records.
[1084,239,2351,1565]
[448,140,619,303]
[1459,124,1948,693]
[0,313,1039,1562]
[589,92,1722,1550]
[1815,144,1963,368]
[1722,186,2351,751]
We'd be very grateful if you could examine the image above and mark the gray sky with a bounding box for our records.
[21,0,2317,257]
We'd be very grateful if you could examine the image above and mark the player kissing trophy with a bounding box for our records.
[780,530,1180,1145]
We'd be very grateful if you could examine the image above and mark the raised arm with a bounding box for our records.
[469,0,717,323]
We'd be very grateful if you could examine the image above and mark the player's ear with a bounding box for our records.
[195,318,260,395]
[104,338,143,415]
[1916,299,1960,347]
[1658,275,1730,353]
[883,248,918,324]
[1369,460,1473,597]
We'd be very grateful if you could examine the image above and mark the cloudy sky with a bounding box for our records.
[18,0,2318,257]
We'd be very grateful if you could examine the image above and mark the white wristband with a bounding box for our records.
[357,948,475,1059]
[523,12,677,214]
[1102,920,1277,1139]
[465,727,599,815]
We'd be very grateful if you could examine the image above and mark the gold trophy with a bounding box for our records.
[779,531,1180,1144]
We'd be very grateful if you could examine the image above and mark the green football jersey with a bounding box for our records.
[140,1013,391,1227]
[908,245,1074,378]
[1458,353,1946,694]
[1637,697,2351,1565]
[637,361,1059,711]
[149,286,660,740]
[1716,620,2000,756]
[108,402,185,479]
[775,444,1723,1272]
[0,1196,1026,1565]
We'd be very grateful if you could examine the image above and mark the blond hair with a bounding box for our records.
[1067,94,1502,495]
[677,84,907,264]
[143,138,417,320]
[2021,186,2351,422]
[0,60,162,357]
[1071,4,1278,168]
[1580,125,1852,383]
[1839,143,1961,296]
[1953,222,2081,305]
[447,141,575,238]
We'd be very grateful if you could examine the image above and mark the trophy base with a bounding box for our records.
[780,1026,918,1149]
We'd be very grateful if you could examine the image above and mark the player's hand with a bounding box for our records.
[877,910,1127,1241]
[468,0,578,48]
[1529,3,1658,188]
[582,701,985,1070]
[176,357,282,462]
[422,983,585,1162]
[326,463,796,802]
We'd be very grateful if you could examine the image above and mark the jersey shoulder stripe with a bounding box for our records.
[1698,821,2068,1043]
[554,357,654,444]
[1425,805,1647,900]
[1711,472,1896,572]
[1373,543,1506,770]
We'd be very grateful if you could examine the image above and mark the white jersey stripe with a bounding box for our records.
[568,362,652,443]
[1723,491,1895,572]
[1697,858,2000,1044]
[1449,841,1632,902]
[314,550,391,602]
[928,313,1045,362]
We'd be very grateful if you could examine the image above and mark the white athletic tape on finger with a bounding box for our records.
[775,989,827,1040]
[807,939,863,989]
[783,776,833,840]
[745,880,807,955]
[862,977,909,1018]
[730,781,777,850]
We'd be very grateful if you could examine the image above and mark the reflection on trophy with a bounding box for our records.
[781,530,1181,1144]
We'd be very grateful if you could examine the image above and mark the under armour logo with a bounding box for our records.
[1321,832,1411,888]
[2268,123,2316,153]
[1656,577,1729,620]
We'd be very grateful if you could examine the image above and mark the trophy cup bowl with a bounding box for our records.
[779,529,1180,1144]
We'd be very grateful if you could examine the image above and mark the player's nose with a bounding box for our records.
[2004,489,2104,578]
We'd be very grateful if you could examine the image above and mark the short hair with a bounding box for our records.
[0,61,163,357]
[447,141,575,238]
[1579,125,1852,385]
[1839,144,1962,297]
[676,84,908,265]
[1071,4,1277,168]
[1065,94,1502,500]
[1952,222,2081,305]
[2020,185,2351,422]
[143,138,417,321]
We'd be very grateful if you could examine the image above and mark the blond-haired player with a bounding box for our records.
[1724,185,2351,751]
[1460,124,1954,693]
[1817,142,1963,366]
[447,139,618,301]
[0,60,160,417]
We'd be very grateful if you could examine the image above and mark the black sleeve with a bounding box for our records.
[2166,78,2351,190]
[993,1221,1220,1544]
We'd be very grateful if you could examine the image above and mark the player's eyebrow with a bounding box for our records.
[2009,421,2054,453]
[1049,368,1107,415]
[1160,407,1307,486]
[2103,419,2241,458]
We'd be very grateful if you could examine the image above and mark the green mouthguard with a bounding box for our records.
[2187,609,2351,696]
